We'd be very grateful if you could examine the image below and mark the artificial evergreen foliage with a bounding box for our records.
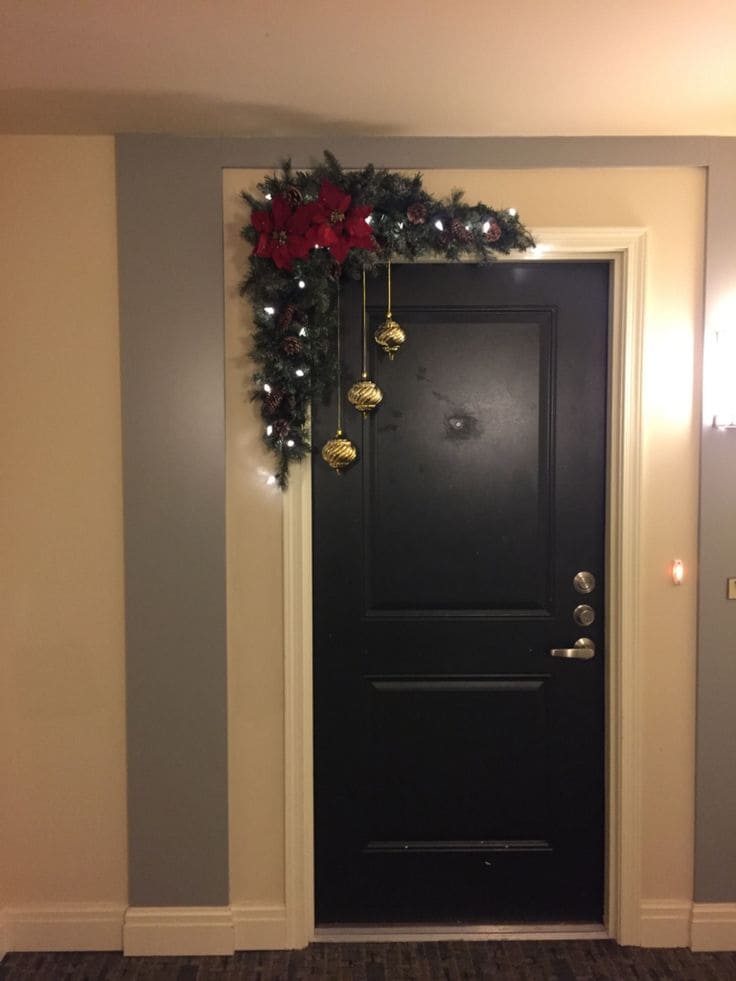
[240,152,535,487]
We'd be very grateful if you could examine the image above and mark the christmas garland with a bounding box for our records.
[240,151,535,487]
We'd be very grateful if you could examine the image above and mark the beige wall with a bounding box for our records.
[225,167,704,910]
[0,137,127,907]
[224,172,286,906]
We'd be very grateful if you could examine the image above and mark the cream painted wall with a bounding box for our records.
[224,167,704,911]
[224,172,286,907]
[0,137,127,907]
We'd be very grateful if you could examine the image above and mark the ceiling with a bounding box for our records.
[1,0,735,137]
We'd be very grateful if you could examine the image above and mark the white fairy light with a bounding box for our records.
[365,215,373,224]
[482,220,491,233]
[265,193,272,201]
[266,425,273,436]
[264,306,275,315]
[266,475,277,485]
[434,219,444,231]
[508,208,517,217]
[295,368,305,377]
[465,224,471,231]
[298,326,308,337]
[286,439,295,448]
[398,222,404,230]
[298,280,306,289]
[263,383,272,393]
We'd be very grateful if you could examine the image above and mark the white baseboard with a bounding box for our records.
[639,900,692,948]
[691,903,736,951]
[123,906,235,956]
[232,903,288,950]
[3,904,125,952]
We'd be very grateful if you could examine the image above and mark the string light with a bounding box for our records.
[264,306,275,315]
[265,193,272,201]
[286,439,295,448]
[434,219,444,231]
[298,326,308,337]
[508,208,517,217]
[298,280,306,289]
[266,475,277,485]
[295,368,305,377]
[482,220,491,233]
[263,383,271,393]
[266,425,273,436]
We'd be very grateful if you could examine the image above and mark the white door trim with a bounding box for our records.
[283,228,647,947]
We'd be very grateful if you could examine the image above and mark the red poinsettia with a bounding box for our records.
[307,180,377,263]
[251,196,313,270]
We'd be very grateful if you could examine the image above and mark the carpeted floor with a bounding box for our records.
[2,942,736,980]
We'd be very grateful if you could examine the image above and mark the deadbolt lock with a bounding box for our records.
[573,603,596,627]
[573,570,596,594]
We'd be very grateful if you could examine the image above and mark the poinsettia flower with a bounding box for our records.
[251,197,314,270]
[307,180,377,263]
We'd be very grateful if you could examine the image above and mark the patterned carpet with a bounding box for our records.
[2,942,736,981]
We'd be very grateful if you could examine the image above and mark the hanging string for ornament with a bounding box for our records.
[348,269,384,416]
[374,259,406,360]
[321,278,358,474]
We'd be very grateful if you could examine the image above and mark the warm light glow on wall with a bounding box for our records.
[646,320,695,431]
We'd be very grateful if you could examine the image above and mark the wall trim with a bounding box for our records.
[282,227,647,947]
[283,455,314,949]
[2,904,125,953]
[639,900,692,948]
[691,903,736,951]
[233,903,288,950]
[123,906,234,956]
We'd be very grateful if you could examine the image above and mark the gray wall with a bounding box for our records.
[694,140,736,902]
[116,135,736,907]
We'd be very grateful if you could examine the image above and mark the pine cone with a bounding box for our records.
[281,335,303,357]
[279,303,297,329]
[485,221,502,243]
[263,389,284,415]
[273,418,290,439]
[285,185,303,207]
[406,202,427,225]
[451,218,473,244]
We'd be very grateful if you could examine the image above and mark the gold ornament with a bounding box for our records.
[348,373,383,416]
[374,316,406,360]
[374,259,405,359]
[321,429,358,474]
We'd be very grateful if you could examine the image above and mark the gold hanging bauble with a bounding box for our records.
[321,429,358,474]
[374,316,406,360]
[347,373,383,416]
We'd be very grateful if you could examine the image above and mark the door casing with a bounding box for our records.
[280,228,647,946]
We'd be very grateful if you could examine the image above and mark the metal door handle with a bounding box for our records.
[550,637,595,660]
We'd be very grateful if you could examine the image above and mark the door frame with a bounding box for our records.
[281,228,647,946]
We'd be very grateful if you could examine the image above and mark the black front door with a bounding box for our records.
[313,261,609,924]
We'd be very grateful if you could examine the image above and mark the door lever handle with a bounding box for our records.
[550,637,595,660]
